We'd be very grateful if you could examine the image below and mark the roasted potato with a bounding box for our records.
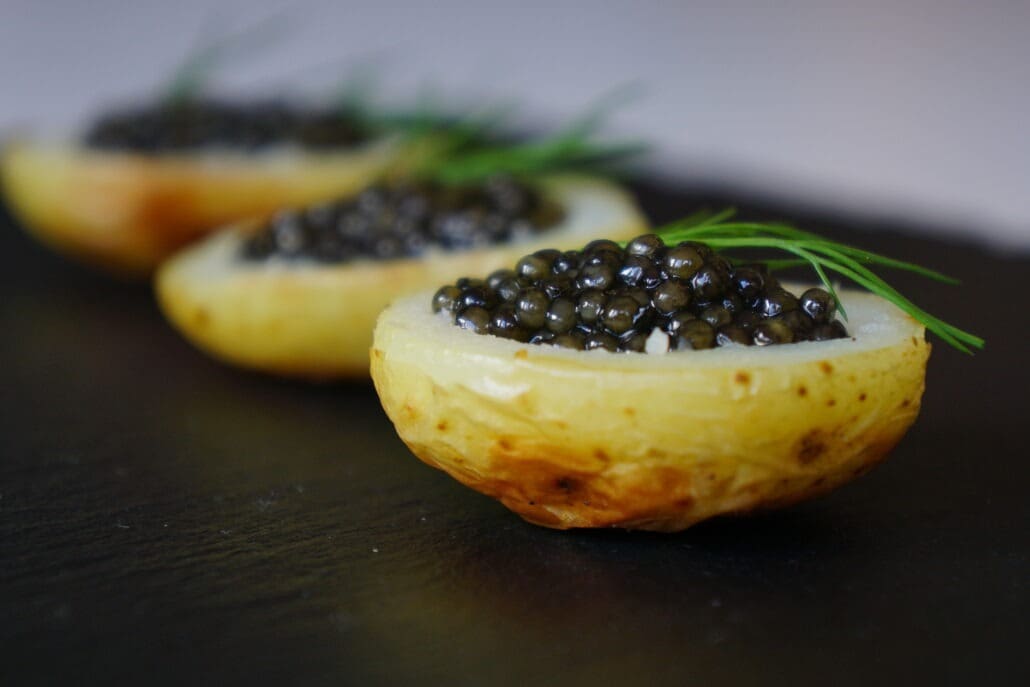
[156,175,647,378]
[371,287,929,531]
[1,136,421,275]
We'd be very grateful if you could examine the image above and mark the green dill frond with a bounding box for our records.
[649,211,984,354]
[413,86,649,185]
[163,15,295,105]
[322,68,518,153]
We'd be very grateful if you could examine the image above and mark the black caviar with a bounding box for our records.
[84,99,369,152]
[239,176,565,263]
[433,234,850,352]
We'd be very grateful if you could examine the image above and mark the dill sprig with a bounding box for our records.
[332,78,516,150]
[164,15,294,105]
[416,89,649,186]
[651,210,984,354]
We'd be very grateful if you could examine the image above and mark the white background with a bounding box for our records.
[2,0,1027,248]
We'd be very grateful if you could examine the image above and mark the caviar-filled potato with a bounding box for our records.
[0,97,437,275]
[372,216,982,531]
[157,173,647,378]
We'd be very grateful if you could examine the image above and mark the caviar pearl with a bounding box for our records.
[700,305,733,329]
[487,269,515,291]
[458,286,494,311]
[619,331,649,353]
[753,319,795,346]
[673,320,716,350]
[662,245,704,280]
[652,280,691,314]
[516,252,553,280]
[601,295,642,335]
[625,233,665,259]
[716,325,752,346]
[585,331,620,352]
[495,276,525,303]
[576,290,607,325]
[552,251,581,275]
[811,320,849,341]
[576,263,616,290]
[734,311,762,331]
[800,288,836,324]
[545,298,577,334]
[455,306,491,333]
[758,289,799,318]
[690,266,726,301]
[515,289,549,330]
[731,267,764,302]
[432,285,461,314]
[491,307,530,342]
[664,311,698,336]
[553,332,586,350]
[618,255,655,288]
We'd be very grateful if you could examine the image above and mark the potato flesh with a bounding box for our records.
[371,289,930,531]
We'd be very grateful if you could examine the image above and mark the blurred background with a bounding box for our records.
[2,0,1027,248]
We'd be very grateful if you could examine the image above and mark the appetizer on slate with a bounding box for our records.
[0,40,452,275]
[371,212,982,531]
[156,120,648,378]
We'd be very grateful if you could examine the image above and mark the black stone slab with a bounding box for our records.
[1,183,1027,686]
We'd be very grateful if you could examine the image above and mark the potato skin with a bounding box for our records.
[371,291,930,531]
[155,176,647,379]
[0,138,406,276]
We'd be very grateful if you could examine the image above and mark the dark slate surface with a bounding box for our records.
[1,184,1027,686]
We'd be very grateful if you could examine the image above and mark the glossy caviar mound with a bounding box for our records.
[240,176,564,264]
[433,235,848,353]
[156,175,647,378]
[84,99,370,152]
[371,288,930,531]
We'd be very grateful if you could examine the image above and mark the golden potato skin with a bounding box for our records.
[155,176,647,379]
[371,291,930,531]
[0,139,406,276]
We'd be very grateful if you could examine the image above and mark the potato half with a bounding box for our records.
[155,175,647,379]
[371,288,930,531]
[1,137,413,275]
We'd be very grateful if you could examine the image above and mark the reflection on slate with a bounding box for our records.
[1,184,1027,686]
